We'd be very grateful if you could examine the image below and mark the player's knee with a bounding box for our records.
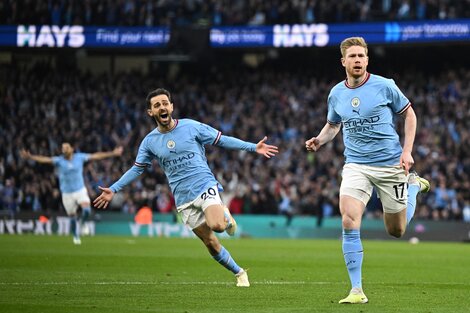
[207,221,226,233]
[342,215,359,229]
[387,226,405,238]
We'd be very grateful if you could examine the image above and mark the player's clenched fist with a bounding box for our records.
[305,137,321,152]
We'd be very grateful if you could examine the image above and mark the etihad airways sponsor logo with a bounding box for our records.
[162,152,195,167]
[344,116,380,129]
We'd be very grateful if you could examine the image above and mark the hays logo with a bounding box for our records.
[17,25,85,48]
[385,23,401,42]
[273,24,329,47]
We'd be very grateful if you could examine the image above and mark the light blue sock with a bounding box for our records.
[82,207,91,222]
[407,184,420,224]
[212,246,241,274]
[70,217,79,238]
[342,229,363,289]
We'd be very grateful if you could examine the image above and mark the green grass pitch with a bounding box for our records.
[1,235,469,313]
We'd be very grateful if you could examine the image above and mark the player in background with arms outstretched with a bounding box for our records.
[305,37,430,304]
[94,88,278,287]
[21,143,123,245]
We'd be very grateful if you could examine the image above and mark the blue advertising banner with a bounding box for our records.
[210,19,470,48]
[0,25,170,48]
[0,20,468,48]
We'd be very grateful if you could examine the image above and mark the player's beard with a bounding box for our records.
[154,114,172,127]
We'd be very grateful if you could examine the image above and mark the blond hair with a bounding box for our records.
[340,37,368,57]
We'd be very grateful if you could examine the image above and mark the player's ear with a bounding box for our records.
[147,109,153,117]
[341,57,346,67]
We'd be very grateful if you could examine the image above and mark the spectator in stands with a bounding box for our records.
[1,178,19,217]
[228,187,245,215]
[1,0,469,26]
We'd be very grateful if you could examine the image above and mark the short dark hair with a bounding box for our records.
[146,88,172,109]
[62,139,74,147]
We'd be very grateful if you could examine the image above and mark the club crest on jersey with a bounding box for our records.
[167,140,176,149]
[351,97,360,108]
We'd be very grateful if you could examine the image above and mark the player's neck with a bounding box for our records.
[64,153,73,160]
[158,118,176,133]
[347,72,368,88]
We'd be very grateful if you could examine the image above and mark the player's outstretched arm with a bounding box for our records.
[89,146,123,161]
[93,186,114,209]
[20,149,53,164]
[94,164,146,209]
[255,136,279,159]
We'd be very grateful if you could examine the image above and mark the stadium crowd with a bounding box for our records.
[1,0,468,26]
[0,58,469,222]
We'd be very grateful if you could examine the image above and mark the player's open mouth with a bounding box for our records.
[353,66,362,70]
[160,113,169,119]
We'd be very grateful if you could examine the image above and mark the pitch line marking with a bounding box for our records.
[1,281,332,286]
[0,281,469,286]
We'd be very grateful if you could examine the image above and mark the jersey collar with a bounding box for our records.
[157,119,178,134]
[344,72,370,89]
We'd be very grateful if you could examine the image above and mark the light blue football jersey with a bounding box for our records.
[327,73,411,166]
[52,153,90,193]
[132,119,226,206]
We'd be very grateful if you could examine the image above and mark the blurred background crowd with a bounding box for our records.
[0,0,469,223]
[1,0,469,27]
[0,51,469,222]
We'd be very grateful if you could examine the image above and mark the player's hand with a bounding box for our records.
[113,146,124,156]
[93,186,115,209]
[256,136,279,158]
[20,149,31,159]
[305,137,321,152]
[400,151,414,175]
